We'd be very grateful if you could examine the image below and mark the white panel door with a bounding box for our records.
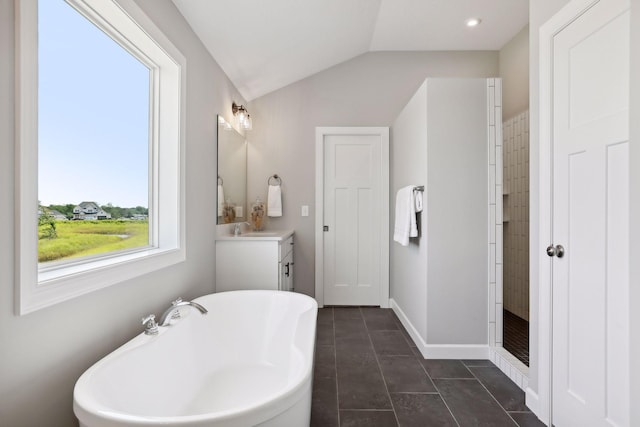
[551,0,630,425]
[323,133,382,305]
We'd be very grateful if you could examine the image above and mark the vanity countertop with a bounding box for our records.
[216,229,294,241]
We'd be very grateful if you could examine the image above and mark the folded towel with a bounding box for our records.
[217,184,225,217]
[267,185,282,217]
[393,185,420,246]
[414,188,423,213]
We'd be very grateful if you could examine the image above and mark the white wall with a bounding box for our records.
[0,1,245,425]
[499,25,530,121]
[390,79,489,353]
[247,51,499,297]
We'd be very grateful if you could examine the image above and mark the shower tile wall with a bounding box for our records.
[487,79,503,348]
[502,111,529,321]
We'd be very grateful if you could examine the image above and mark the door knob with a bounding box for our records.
[546,244,565,258]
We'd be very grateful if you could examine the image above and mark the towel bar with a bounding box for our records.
[414,185,424,191]
[268,174,282,186]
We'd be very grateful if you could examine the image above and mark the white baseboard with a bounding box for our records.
[390,298,489,359]
[525,388,540,416]
[389,298,428,347]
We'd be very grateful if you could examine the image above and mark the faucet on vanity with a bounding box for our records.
[233,222,251,236]
[142,298,208,335]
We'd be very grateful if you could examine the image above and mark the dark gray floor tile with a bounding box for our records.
[311,376,339,427]
[391,393,457,427]
[336,345,378,368]
[418,358,474,379]
[470,366,528,411]
[462,359,495,367]
[318,307,334,325]
[378,355,436,393]
[315,345,336,379]
[509,412,546,427]
[337,365,392,410]
[334,307,364,320]
[317,322,335,345]
[340,410,398,427]
[370,330,413,356]
[335,317,369,339]
[361,308,400,331]
[434,379,518,426]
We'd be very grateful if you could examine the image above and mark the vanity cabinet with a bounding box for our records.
[215,231,294,292]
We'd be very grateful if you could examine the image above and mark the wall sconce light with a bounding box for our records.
[232,102,253,130]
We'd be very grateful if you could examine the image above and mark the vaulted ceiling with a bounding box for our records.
[172,0,528,101]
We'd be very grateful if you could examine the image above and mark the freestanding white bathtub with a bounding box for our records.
[74,290,318,427]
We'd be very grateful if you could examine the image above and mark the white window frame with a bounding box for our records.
[15,0,186,315]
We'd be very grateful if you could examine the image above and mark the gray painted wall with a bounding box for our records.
[425,79,488,344]
[390,79,489,347]
[499,25,529,121]
[390,81,429,342]
[0,0,246,425]
[247,51,499,297]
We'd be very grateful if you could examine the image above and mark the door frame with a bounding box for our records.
[535,0,616,423]
[314,127,390,308]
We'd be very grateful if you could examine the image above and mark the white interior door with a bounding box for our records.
[551,0,630,425]
[317,128,388,306]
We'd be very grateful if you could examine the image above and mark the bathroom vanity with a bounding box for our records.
[215,230,294,292]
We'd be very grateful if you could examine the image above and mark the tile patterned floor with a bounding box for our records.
[312,307,545,427]
[503,310,530,367]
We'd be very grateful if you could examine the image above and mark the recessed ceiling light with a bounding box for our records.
[466,18,482,27]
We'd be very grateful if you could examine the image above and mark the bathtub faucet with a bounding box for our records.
[158,298,208,326]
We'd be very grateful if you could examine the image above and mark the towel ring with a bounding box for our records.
[217,175,223,185]
[268,174,282,186]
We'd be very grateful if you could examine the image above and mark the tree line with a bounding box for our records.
[47,203,149,220]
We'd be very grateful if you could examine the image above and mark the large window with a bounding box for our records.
[16,0,186,314]
[38,0,151,264]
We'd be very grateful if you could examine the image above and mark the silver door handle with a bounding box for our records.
[546,244,565,258]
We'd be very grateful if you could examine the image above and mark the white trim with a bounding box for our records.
[536,0,606,424]
[526,388,541,417]
[391,299,489,359]
[314,127,389,308]
[15,0,186,314]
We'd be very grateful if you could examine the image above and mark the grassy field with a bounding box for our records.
[38,220,149,263]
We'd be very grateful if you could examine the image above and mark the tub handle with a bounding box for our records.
[141,314,159,335]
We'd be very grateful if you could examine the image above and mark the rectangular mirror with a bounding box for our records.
[217,115,247,224]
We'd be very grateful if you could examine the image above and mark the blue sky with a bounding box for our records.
[38,0,150,208]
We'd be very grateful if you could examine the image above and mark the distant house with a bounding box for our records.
[48,209,68,221]
[38,207,68,221]
[73,201,111,220]
[131,214,148,220]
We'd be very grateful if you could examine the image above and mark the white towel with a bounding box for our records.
[217,184,225,216]
[414,189,423,213]
[267,185,282,217]
[393,185,420,246]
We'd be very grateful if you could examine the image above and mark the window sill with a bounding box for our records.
[18,247,185,315]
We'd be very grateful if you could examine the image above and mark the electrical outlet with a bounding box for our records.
[301,205,309,217]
